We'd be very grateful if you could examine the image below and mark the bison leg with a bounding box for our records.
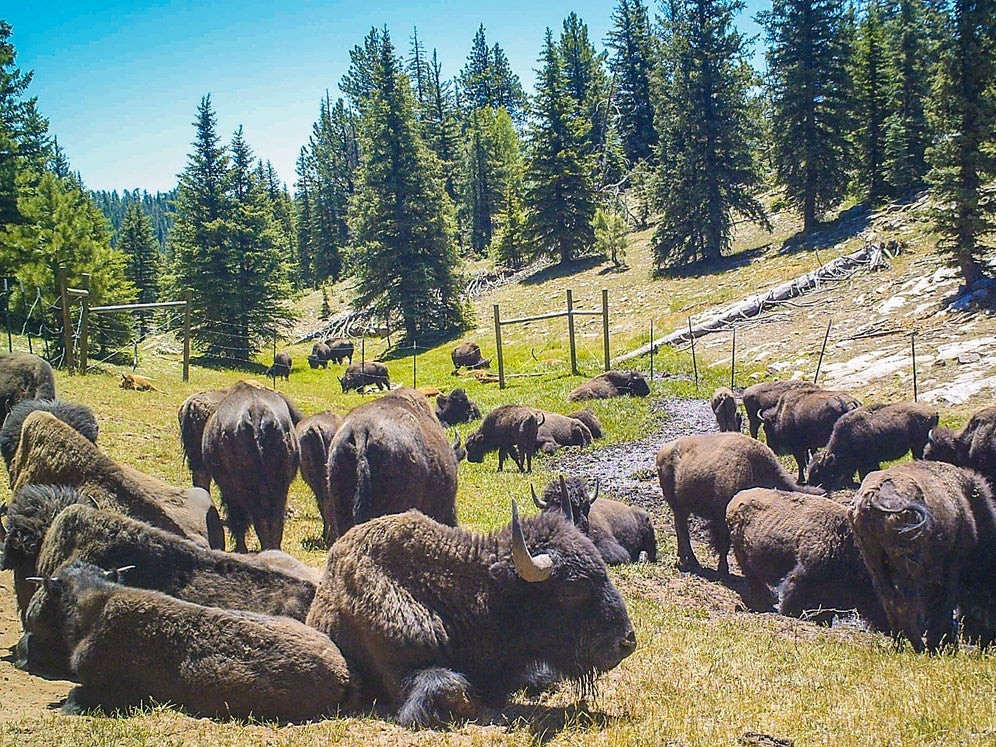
[497,447,506,472]
[672,511,702,573]
[396,668,480,728]
[793,451,809,483]
[779,569,834,625]
[192,469,212,492]
[227,506,250,553]
[708,519,731,577]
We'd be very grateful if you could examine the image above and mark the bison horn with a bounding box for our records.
[592,479,600,503]
[558,475,574,525]
[927,428,935,444]
[510,500,553,583]
[24,577,45,585]
[531,484,548,510]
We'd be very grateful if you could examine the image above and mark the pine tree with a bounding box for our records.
[607,0,659,166]
[852,1,890,200]
[523,30,597,265]
[458,26,526,120]
[492,183,527,269]
[294,148,317,286]
[429,50,460,201]
[118,201,159,336]
[761,0,854,232]
[348,30,465,341]
[927,0,996,288]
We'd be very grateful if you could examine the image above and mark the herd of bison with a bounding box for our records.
[0,341,994,728]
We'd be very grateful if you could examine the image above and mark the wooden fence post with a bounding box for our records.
[602,289,610,371]
[567,290,578,376]
[730,327,737,390]
[494,303,505,389]
[78,273,90,373]
[182,291,191,382]
[58,264,74,372]
[412,339,417,389]
[649,319,654,381]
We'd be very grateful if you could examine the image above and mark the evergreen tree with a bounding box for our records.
[492,183,527,269]
[927,0,996,288]
[341,28,384,109]
[348,30,465,340]
[852,1,890,200]
[458,26,526,120]
[294,148,317,286]
[761,0,854,232]
[606,0,659,165]
[118,201,159,335]
[523,30,597,264]
[429,50,460,201]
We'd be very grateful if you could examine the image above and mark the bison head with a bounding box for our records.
[533,475,597,534]
[923,427,959,465]
[805,451,847,488]
[628,372,651,397]
[464,432,486,463]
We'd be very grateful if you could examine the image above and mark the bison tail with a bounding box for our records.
[352,432,373,526]
[867,494,932,539]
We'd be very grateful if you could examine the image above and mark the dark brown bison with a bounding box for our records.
[450,341,491,372]
[0,399,98,477]
[742,380,819,439]
[0,352,56,420]
[339,361,390,393]
[310,341,332,369]
[177,389,228,491]
[202,381,301,552]
[326,389,458,542]
[306,504,635,727]
[805,403,939,488]
[657,432,823,576]
[727,487,887,628]
[434,388,481,427]
[759,387,862,481]
[25,560,352,720]
[534,410,592,454]
[325,337,354,365]
[710,387,742,432]
[266,351,292,380]
[568,370,650,402]
[296,410,343,546]
[567,407,603,439]
[924,406,996,488]
[465,404,544,472]
[849,461,996,652]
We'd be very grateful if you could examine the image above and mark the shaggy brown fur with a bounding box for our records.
[177,389,228,491]
[26,560,352,720]
[435,388,482,427]
[806,403,939,488]
[119,372,162,392]
[850,461,996,652]
[567,407,603,439]
[0,399,98,475]
[710,387,742,432]
[0,352,56,419]
[567,370,650,402]
[464,404,543,472]
[450,341,491,372]
[534,410,592,454]
[741,380,818,439]
[339,361,390,393]
[296,411,343,546]
[727,488,886,628]
[266,351,292,380]
[656,432,823,576]
[324,337,354,365]
[924,406,996,489]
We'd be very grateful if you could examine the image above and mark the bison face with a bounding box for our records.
[806,451,844,488]
[629,373,651,397]
[464,432,486,463]
[339,376,349,393]
[923,428,959,465]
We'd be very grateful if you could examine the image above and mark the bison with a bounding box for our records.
[741,380,818,439]
[326,389,459,542]
[924,406,996,488]
[340,361,390,393]
[450,341,491,372]
[325,337,354,365]
[177,389,228,491]
[435,388,481,427]
[656,432,823,576]
[310,341,332,369]
[727,487,887,628]
[0,398,98,477]
[296,411,343,546]
[465,404,543,473]
[306,503,635,727]
[266,351,292,380]
[0,352,56,420]
[567,407,603,439]
[849,461,996,652]
[568,370,650,402]
[710,387,742,432]
[534,410,592,455]
[805,403,939,488]
[25,560,353,720]
[202,381,300,551]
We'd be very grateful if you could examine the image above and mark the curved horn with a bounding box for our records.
[592,478,600,503]
[116,565,136,575]
[24,577,45,585]
[531,484,548,510]
[927,428,935,444]
[558,475,574,525]
[510,500,553,583]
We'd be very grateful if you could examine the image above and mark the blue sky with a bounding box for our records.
[5,1,766,193]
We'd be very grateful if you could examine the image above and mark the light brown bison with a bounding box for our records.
[202,381,301,552]
[849,461,996,652]
[0,352,56,420]
[656,432,823,576]
[465,404,543,472]
[710,387,742,432]
[0,399,98,477]
[567,407,603,439]
[805,403,939,488]
[568,370,650,402]
[296,411,343,546]
[924,406,996,488]
[326,389,458,542]
[339,361,390,393]
[727,488,887,628]
[741,380,818,439]
[26,560,353,720]
[266,350,292,380]
[177,389,228,491]
[534,410,592,454]
[306,504,635,727]
[450,341,491,372]
[435,388,482,426]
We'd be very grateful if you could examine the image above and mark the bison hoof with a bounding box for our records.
[676,558,703,574]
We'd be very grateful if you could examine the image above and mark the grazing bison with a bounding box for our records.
[266,351,292,380]
[535,476,656,564]
[849,461,996,652]
[657,432,823,576]
[806,403,939,488]
[924,406,996,488]
[0,399,98,476]
[465,404,543,472]
[310,341,332,369]
[451,341,491,372]
[0,352,56,420]
[727,488,887,628]
[567,407,603,439]
[202,381,300,552]
[534,410,592,454]
[296,411,343,546]
[742,380,818,439]
[435,388,482,427]
[177,389,228,491]
[710,387,742,432]
[11,411,223,550]
[567,370,650,402]
[759,388,862,481]
[340,361,390,393]
[25,560,352,720]
[326,389,459,542]
[325,337,354,365]
[306,504,636,727]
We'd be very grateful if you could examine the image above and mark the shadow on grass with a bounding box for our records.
[521,256,607,286]
[654,246,767,279]
[598,264,630,276]
[779,204,871,255]
[191,356,268,375]
[497,701,618,744]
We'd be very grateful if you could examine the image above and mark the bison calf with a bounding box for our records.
[568,370,650,402]
[465,405,543,472]
[435,388,482,427]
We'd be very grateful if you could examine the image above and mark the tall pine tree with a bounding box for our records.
[851,1,890,201]
[118,201,159,336]
[607,0,659,166]
[458,26,526,121]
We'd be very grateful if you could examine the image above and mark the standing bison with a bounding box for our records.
[306,503,636,727]
[0,352,56,420]
[742,380,818,439]
[710,387,742,432]
[266,351,292,380]
[202,381,301,551]
[339,361,390,393]
[450,341,491,372]
[177,389,228,491]
[326,389,458,542]
[296,411,343,546]
[568,370,650,402]
[465,404,543,472]
[924,406,996,488]
[325,337,354,365]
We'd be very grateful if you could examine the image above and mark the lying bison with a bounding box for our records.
[0,399,98,477]
[568,407,603,439]
[534,410,592,455]
[451,341,491,372]
[326,389,458,542]
[26,560,353,720]
[177,389,228,491]
[924,406,996,488]
[568,370,650,402]
[850,461,996,652]
[435,388,481,427]
[805,403,939,488]
[727,487,887,628]
[266,351,292,380]
[657,432,822,576]
[711,387,742,433]
[296,411,343,546]
[202,381,300,551]
[0,352,56,420]
[742,380,818,439]
[465,405,543,472]
[340,361,390,393]
[306,503,635,727]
